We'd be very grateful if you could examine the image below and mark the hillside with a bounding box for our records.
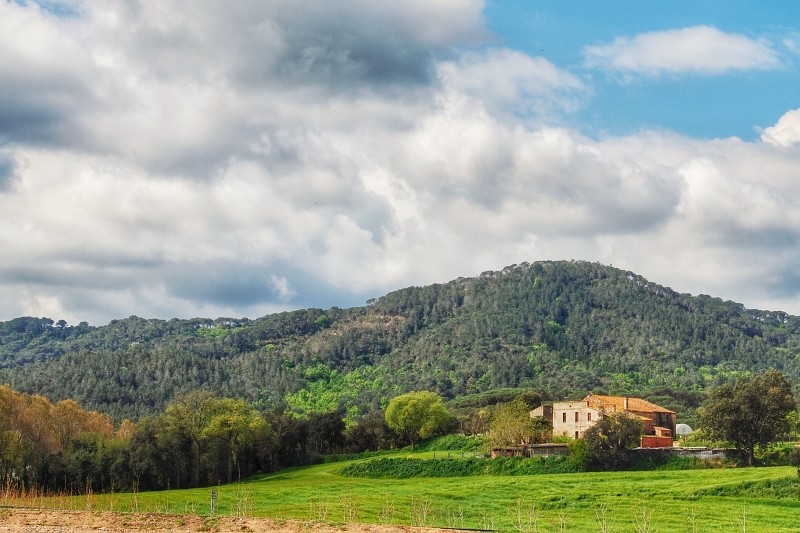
[1,260,799,421]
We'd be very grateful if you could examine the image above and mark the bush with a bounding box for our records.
[340,458,482,478]
[789,446,800,477]
[697,476,800,499]
[339,455,579,478]
[567,438,589,470]
[583,413,642,470]
[322,449,390,464]
[757,443,799,466]
[628,452,714,471]
[484,456,578,475]
[415,434,486,452]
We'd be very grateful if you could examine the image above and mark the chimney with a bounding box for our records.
[624,397,629,410]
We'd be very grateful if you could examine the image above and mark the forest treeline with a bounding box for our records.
[0,385,409,493]
[1,260,800,422]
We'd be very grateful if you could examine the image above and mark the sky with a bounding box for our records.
[3,1,800,325]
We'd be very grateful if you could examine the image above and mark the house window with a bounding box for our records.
[562,412,566,423]
[588,412,592,422]
[575,431,579,439]
[574,412,579,422]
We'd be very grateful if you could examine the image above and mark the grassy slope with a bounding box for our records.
[22,451,800,533]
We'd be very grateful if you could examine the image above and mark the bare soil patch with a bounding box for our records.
[0,508,469,533]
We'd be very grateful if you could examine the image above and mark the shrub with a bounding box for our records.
[416,434,486,452]
[567,438,589,470]
[696,476,800,499]
[789,447,800,477]
[757,443,799,467]
[628,452,713,471]
[339,455,579,478]
[582,413,641,470]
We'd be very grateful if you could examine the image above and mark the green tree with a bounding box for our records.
[488,398,537,447]
[344,411,396,452]
[515,390,542,411]
[582,412,642,469]
[202,398,273,484]
[264,409,306,468]
[531,415,553,443]
[127,417,166,491]
[160,391,219,488]
[488,392,548,447]
[385,391,451,449]
[700,369,796,465]
[786,409,800,441]
[305,411,345,455]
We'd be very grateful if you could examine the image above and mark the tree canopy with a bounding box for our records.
[0,384,404,494]
[384,391,451,449]
[488,394,549,447]
[2,261,800,425]
[582,412,643,469]
[700,369,796,465]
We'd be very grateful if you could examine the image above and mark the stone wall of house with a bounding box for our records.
[550,401,602,439]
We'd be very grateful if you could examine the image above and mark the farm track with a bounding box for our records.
[0,508,474,533]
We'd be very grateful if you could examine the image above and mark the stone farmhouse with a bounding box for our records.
[531,394,677,443]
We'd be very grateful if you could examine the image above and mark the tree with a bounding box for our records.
[700,369,796,465]
[582,412,642,469]
[531,416,553,444]
[488,392,549,447]
[515,391,542,411]
[264,409,306,468]
[385,391,451,449]
[51,399,113,449]
[345,411,396,452]
[305,411,345,455]
[488,398,537,447]
[128,417,166,491]
[457,408,491,437]
[160,391,219,487]
[788,410,800,442]
[202,398,273,483]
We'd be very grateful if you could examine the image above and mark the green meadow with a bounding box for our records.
[15,452,800,532]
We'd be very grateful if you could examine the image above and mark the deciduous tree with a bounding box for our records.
[583,412,642,469]
[700,369,796,465]
[345,411,397,452]
[160,391,219,487]
[305,411,345,456]
[385,391,451,449]
[489,398,537,447]
[202,398,273,483]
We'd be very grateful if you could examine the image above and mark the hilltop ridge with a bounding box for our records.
[1,260,798,421]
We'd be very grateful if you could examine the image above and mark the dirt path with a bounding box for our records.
[0,508,470,533]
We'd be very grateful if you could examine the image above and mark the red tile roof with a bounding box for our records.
[583,394,675,414]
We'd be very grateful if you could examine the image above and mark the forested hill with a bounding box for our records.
[1,260,799,421]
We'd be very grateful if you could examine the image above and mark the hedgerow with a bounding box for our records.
[339,456,579,478]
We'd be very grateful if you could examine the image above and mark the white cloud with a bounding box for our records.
[438,48,585,124]
[3,3,800,323]
[585,25,780,77]
[783,35,800,56]
[761,109,800,147]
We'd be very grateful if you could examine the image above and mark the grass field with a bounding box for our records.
[9,451,800,532]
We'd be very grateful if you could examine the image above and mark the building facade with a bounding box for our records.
[531,400,602,439]
[531,394,677,440]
